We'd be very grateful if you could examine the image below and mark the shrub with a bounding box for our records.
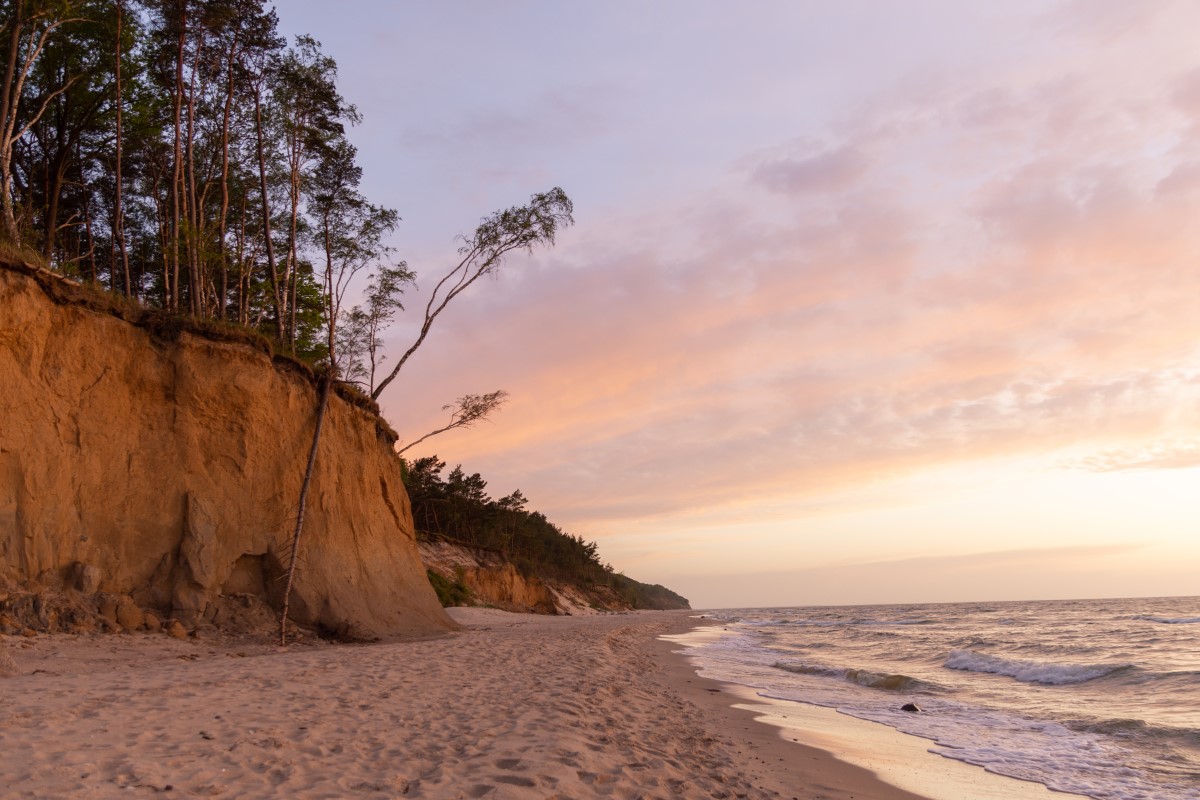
[426,569,471,607]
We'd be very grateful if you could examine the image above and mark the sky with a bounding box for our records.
[280,1,1200,609]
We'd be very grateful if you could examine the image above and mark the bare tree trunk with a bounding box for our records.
[322,213,335,364]
[0,0,23,165]
[286,129,302,350]
[184,27,204,316]
[82,185,97,281]
[150,170,169,303]
[253,82,285,341]
[279,373,332,646]
[114,0,130,296]
[216,35,238,319]
[169,2,186,310]
[42,151,67,261]
[236,191,247,324]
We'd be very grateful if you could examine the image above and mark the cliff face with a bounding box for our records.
[0,263,455,639]
[417,538,689,615]
[418,539,558,614]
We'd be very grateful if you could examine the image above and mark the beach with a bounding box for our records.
[0,609,935,799]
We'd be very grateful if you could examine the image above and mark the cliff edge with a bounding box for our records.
[0,262,456,640]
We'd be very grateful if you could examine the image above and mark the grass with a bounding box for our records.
[0,238,47,268]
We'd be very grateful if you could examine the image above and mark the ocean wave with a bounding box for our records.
[773,661,929,692]
[749,617,933,628]
[1136,615,1200,625]
[944,649,1133,685]
[1067,717,1200,749]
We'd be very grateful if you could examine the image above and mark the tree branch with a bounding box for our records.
[397,390,509,456]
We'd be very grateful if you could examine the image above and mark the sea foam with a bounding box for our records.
[944,649,1132,685]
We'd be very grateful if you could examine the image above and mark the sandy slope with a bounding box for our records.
[0,610,926,799]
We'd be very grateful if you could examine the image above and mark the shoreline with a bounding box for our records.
[648,612,932,800]
[0,609,1053,798]
[661,614,1086,800]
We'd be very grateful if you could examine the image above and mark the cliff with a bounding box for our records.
[0,261,456,640]
[418,538,691,615]
[419,539,558,614]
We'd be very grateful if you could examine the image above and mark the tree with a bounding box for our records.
[397,390,509,456]
[308,136,399,374]
[203,0,279,317]
[0,0,85,244]
[273,33,355,349]
[20,0,113,265]
[370,187,573,401]
[339,262,412,393]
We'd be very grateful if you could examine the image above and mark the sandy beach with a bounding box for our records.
[0,609,941,799]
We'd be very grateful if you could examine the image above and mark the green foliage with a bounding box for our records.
[426,568,471,608]
[402,456,690,610]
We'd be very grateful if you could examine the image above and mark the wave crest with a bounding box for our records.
[944,649,1132,685]
[774,661,925,692]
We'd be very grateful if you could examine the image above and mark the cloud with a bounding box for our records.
[1041,0,1171,43]
[667,543,1165,608]
[379,6,1200,538]
[398,84,617,153]
[751,145,869,195]
[1060,439,1200,473]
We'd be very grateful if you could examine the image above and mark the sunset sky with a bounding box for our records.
[283,1,1200,609]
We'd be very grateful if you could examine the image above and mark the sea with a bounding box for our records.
[672,597,1200,800]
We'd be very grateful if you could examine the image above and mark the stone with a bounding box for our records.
[73,563,102,595]
[165,619,188,640]
[900,703,922,713]
[96,594,119,624]
[115,596,145,631]
[143,611,162,631]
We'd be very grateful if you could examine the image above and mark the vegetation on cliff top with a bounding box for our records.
[403,456,689,611]
[0,1,568,408]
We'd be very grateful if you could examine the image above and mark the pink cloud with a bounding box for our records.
[377,21,1200,535]
[752,145,869,195]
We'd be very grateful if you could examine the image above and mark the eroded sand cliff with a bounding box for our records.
[0,262,455,639]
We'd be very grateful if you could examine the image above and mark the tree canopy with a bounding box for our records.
[1,1,571,450]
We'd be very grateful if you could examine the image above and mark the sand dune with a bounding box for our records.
[0,610,925,799]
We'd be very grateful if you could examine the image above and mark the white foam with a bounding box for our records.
[755,686,1197,800]
[944,649,1132,685]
